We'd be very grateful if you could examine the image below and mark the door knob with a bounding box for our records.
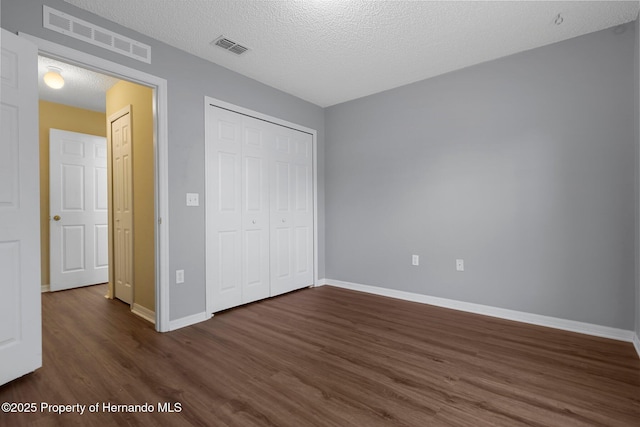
[53,215,61,221]
[282,218,286,223]
[252,220,256,224]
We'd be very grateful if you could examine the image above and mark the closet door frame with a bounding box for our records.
[204,96,319,316]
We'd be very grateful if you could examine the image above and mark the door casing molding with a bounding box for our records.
[20,33,170,332]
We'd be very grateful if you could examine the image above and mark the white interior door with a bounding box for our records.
[110,109,133,305]
[241,116,271,304]
[50,129,108,291]
[0,29,42,385]
[270,127,313,296]
[207,107,243,312]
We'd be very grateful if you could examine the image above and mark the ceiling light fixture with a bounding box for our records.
[44,66,65,89]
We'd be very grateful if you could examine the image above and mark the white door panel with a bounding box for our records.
[291,132,313,289]
[242,228,268,301]
[62,225,84,271]
[95,224,109,268]
[295,226,311,274]
[0,29,42,386]
[241,117,270,304]
[111,112,133,304]
[218,152,239,211]
[274,162,290,212]
[270,128,313,296]
[207,108,242,312]
[50,129,108,291]
[218,231,240,291]
[275,228,291,277]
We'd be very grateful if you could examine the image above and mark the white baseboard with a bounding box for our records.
[131,303,156,325]
[41,284,50,293]
[316,278,329,286]
[633,333,640,358]
[325,279,635,343]
[169,311,211,331]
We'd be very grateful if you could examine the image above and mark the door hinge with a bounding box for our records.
[158,217,162,225]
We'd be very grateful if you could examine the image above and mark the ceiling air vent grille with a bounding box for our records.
[43,5,151,64]
[212,36,250,55]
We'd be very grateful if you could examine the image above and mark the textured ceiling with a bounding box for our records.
[64,0,639,107]
[38,56,119,112]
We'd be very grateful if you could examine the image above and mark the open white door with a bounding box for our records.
[50,129,108,291]
[0,29,42,385]
[109,107,134,305]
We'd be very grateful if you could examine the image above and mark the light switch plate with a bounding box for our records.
[186,193,199,206]
[456,259,464,272]
[176,269,185,284]
[412,255,419,266]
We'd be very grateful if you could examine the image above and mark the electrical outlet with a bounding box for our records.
[456,259,464,272]
[412,255,419,266]
[176,269,185,284]
[186,193,199,206]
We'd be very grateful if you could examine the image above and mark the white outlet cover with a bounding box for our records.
[186,193,199,206]
[176,269,185,283]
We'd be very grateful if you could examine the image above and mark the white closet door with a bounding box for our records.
[289,130,314,289]
[206,108,243,312]
[270,127,313,297]
[241,117,271,304]
[206,102,314,313]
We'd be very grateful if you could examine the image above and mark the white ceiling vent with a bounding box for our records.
[43,5,151,64]
[211,36,249,55]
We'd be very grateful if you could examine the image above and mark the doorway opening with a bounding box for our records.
[39,54,156,322]
[24,32,170,332]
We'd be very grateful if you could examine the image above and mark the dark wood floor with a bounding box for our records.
[1,284,639,426]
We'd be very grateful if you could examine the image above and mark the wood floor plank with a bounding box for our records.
[1,284,639,426]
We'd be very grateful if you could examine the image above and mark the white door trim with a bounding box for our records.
[204,96,319,316]
[19,33,170,332]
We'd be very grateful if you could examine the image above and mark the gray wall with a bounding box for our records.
[326,25,636,329]
[1,0,325,321]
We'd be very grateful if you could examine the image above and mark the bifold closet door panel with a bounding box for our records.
[206,108,243,312]
[290,130,314,290]
[270,148,293,296]
[270,126,313,297]
[241,117,271,304]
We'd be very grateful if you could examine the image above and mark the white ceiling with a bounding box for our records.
[38,56,119,112]
[64,0,639,107]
